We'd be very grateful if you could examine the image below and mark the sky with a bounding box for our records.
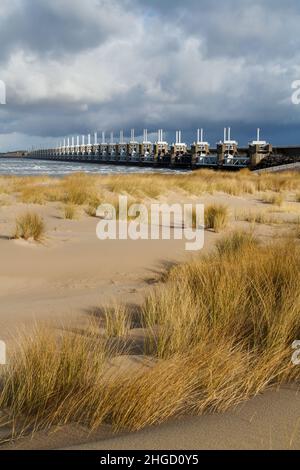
[0,0,300,151]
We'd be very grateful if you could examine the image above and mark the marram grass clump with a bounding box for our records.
[104,304,131,338]
[143,232,300,362]
[63,204,77,220]
[13,212,45,241]
[204,203,229,232]
[261,192,284,207]
[215,229,257,256]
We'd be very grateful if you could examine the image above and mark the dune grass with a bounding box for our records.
[13,212,45,241]
[85,205,97,217]
[142,233,300,362]
[0,197,10,207]
[0,327,113,436]
[84,193,104,217]
[235,209,300,226]
[204,204,229,232]
[62,174,98,205]
[103,170,300,198]
[261,192,284,207]
[20,186,47,205]
[0,170,297,207]
[215,229,258,255]
[18,177,62,205]
[104,304,131,338]
[1,232,299,438]
[63,204,77,220]
[235,209,282,225]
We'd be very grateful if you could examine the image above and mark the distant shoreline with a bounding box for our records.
[0,152,26,158]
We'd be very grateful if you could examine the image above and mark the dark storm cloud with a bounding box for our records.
[0,0,300,150]
[0,0,132,61]
[137,0,300,60]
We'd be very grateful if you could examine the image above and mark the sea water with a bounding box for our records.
[0,158,190,177]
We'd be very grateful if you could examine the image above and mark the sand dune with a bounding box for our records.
[3,386,300,450]
[0,191,291,340]
[65,386,300,451]
[0,210,190,341]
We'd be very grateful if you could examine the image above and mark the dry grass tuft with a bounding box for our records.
[62,173,98,206]
[261,193,284,207]
[215,230,258,256]
[20,186,47,205]
[235,209,281,225]
[205,204,229,232]
[0,326,112,436]
[13,212,45,241]
[85,205,97,217]
[63,204,77,220]
[104,305,131,338]
[85,195,102,217]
